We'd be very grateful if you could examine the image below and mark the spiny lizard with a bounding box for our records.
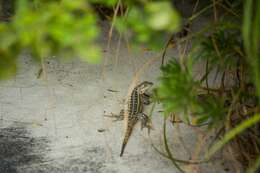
[111,81,153,156]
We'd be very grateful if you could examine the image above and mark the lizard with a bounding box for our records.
[105,81,153,156]
[107,81,154,157]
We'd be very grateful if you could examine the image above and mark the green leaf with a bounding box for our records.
[77,45,101,64]
[246,156,260,173]
[89,0,118,7]
[207,114,260,159]
[0,25,16,50]
[145,2,180,31]
[157,59,196,115]
[0,50,17,80]
[243,0,260,98]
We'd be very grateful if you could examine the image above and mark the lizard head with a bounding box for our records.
[137,81,153,94]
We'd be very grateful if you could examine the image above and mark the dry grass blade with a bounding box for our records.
[101,0,122,79]
[162,117,186,173]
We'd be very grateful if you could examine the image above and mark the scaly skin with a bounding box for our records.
[120,81,153,157]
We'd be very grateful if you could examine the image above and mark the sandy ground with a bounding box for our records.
[0,21,232,173]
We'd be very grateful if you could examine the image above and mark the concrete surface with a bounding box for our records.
[0,22,232,173]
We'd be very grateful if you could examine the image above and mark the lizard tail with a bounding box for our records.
[120,142,127,157]
[120,123,134,157]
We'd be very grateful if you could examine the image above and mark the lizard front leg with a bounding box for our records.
[141,93,152,105]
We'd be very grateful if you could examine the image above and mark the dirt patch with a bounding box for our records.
[0,124,50,173]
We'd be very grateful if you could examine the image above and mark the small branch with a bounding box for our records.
[163,117,186,173]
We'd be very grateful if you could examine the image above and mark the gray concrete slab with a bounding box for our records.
[0,23,231,173]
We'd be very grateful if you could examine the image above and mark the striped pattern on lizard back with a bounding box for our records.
[120,86,143,156]
[128,87,143,118]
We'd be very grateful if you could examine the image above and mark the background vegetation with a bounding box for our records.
[0,0,259,172]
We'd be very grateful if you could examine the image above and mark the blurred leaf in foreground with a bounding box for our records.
[115,1,180,50]
[1,0,101,64]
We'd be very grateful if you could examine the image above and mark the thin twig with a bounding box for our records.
[101,0,121,79]
[188,0,222,22]
[163,117,186,173]
[161,35,175,67]
[149,136,207,165]
[220,1,240,18]
[213,0,218,22]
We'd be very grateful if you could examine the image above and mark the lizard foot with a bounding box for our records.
[140,113,154,134]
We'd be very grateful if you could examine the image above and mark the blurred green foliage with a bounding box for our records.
[155,0,260,170]
[157,59,197,116]
[0,0,180,79]
[89,0,118,7]
[243,0,260,98]
[156,1,259,126]
[0,0,102,79]
[156,58,227,127]
[115,1,180,49]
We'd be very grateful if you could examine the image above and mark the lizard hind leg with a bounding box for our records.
[139,113,153,133]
